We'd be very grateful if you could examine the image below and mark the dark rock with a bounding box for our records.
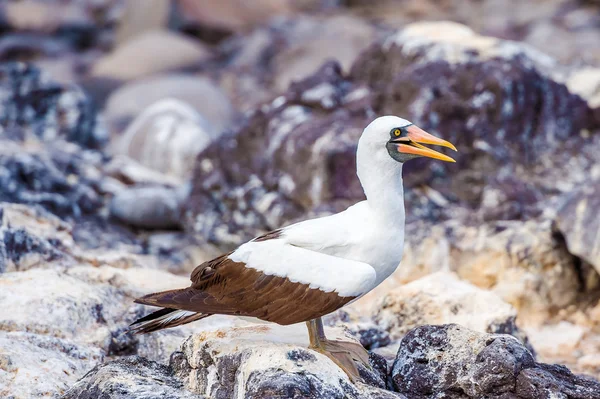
[2,227,64,270]
[555,182,600,276]
[184,61,375,246]
[357,327,391,350]
[0,145,103,219]
[109,185,187,230]
[350,24,598,200]
[63,356,200,399]
[0,62,107,149]
[515,363,600,399]
[391,324,600,398]
[107,327,139,357]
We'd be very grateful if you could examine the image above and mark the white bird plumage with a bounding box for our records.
[229,116,412,297]
[132,115,456,380]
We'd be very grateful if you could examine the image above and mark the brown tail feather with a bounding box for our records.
[130,307,211,334]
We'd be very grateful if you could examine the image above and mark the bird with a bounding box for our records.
[131,115,457,380]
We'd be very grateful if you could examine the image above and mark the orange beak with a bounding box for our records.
[391,125,457,162]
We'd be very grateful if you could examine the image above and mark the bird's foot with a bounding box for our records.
[309,338,371,382]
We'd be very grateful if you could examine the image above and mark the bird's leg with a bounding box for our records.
[305,317,370,382]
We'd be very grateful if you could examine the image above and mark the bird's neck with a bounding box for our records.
[356,151,406,223]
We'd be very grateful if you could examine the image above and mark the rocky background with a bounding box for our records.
[1,0,600,398]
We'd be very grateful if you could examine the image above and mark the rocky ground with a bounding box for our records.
[1,0,600,398]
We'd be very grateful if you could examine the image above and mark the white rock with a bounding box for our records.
[115,99,219,181]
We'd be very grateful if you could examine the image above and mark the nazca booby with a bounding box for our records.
[131,116,457,379]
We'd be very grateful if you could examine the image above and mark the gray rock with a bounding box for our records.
[104,74,235,134]
[109,184,188,230]
[92,30,212,81]
[0,62,107,149]
[0,142,104,219]
[115,99,220,182]
[555,182,600,276]
[172,324,402,398]
[0,331,104,399]
[63,356,202,399]
[391,324,600,398]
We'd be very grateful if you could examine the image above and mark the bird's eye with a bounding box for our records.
[392,128,402,137]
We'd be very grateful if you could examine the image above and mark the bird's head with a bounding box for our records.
[360,116,457,163]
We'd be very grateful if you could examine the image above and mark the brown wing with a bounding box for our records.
[135,253,356,325]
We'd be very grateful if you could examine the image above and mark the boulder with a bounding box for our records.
[104,74,235,134]
[350,21,597,195]
[109,185,187,230]
[91,30,212,81]
[359,219,589,326]
[0,62,106,149]
[63,356,200,399]
[0,331,103,399]
[170,324,401,398]
[176,0,293,32]
[218,14,380,111]
[114,99,220,182]
[0,141,104,219]
[555,182,600,276]
[391,324,600,398]
[372,272,521,341]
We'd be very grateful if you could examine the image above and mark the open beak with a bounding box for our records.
[391,125,457,162]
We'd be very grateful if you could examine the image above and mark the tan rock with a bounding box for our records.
[92,30,211,81]
[177,0,293,31]
[372,272,517,340]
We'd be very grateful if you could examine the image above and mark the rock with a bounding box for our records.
[0,62,106,149]
[3,1,89,33]
[0,263,210,398]
[104,74,235,133]
[0,141,104,219]
[0,331,103,399]
[555,182,600,275]
[109,185,188,230]
[372,272,520,341]
[115,0,171,44]
[176,0,293,32]
[184,62,374,246]
[350,21,597,197]
[355,218,589,326]
[91,30,212,81]
[270,15,379,91]
[63,356,199,399]
[391,324,600,398]
[217,14,380,111]
[173,324,402,398]
[567,67,600,109]
[114,99,221,182]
